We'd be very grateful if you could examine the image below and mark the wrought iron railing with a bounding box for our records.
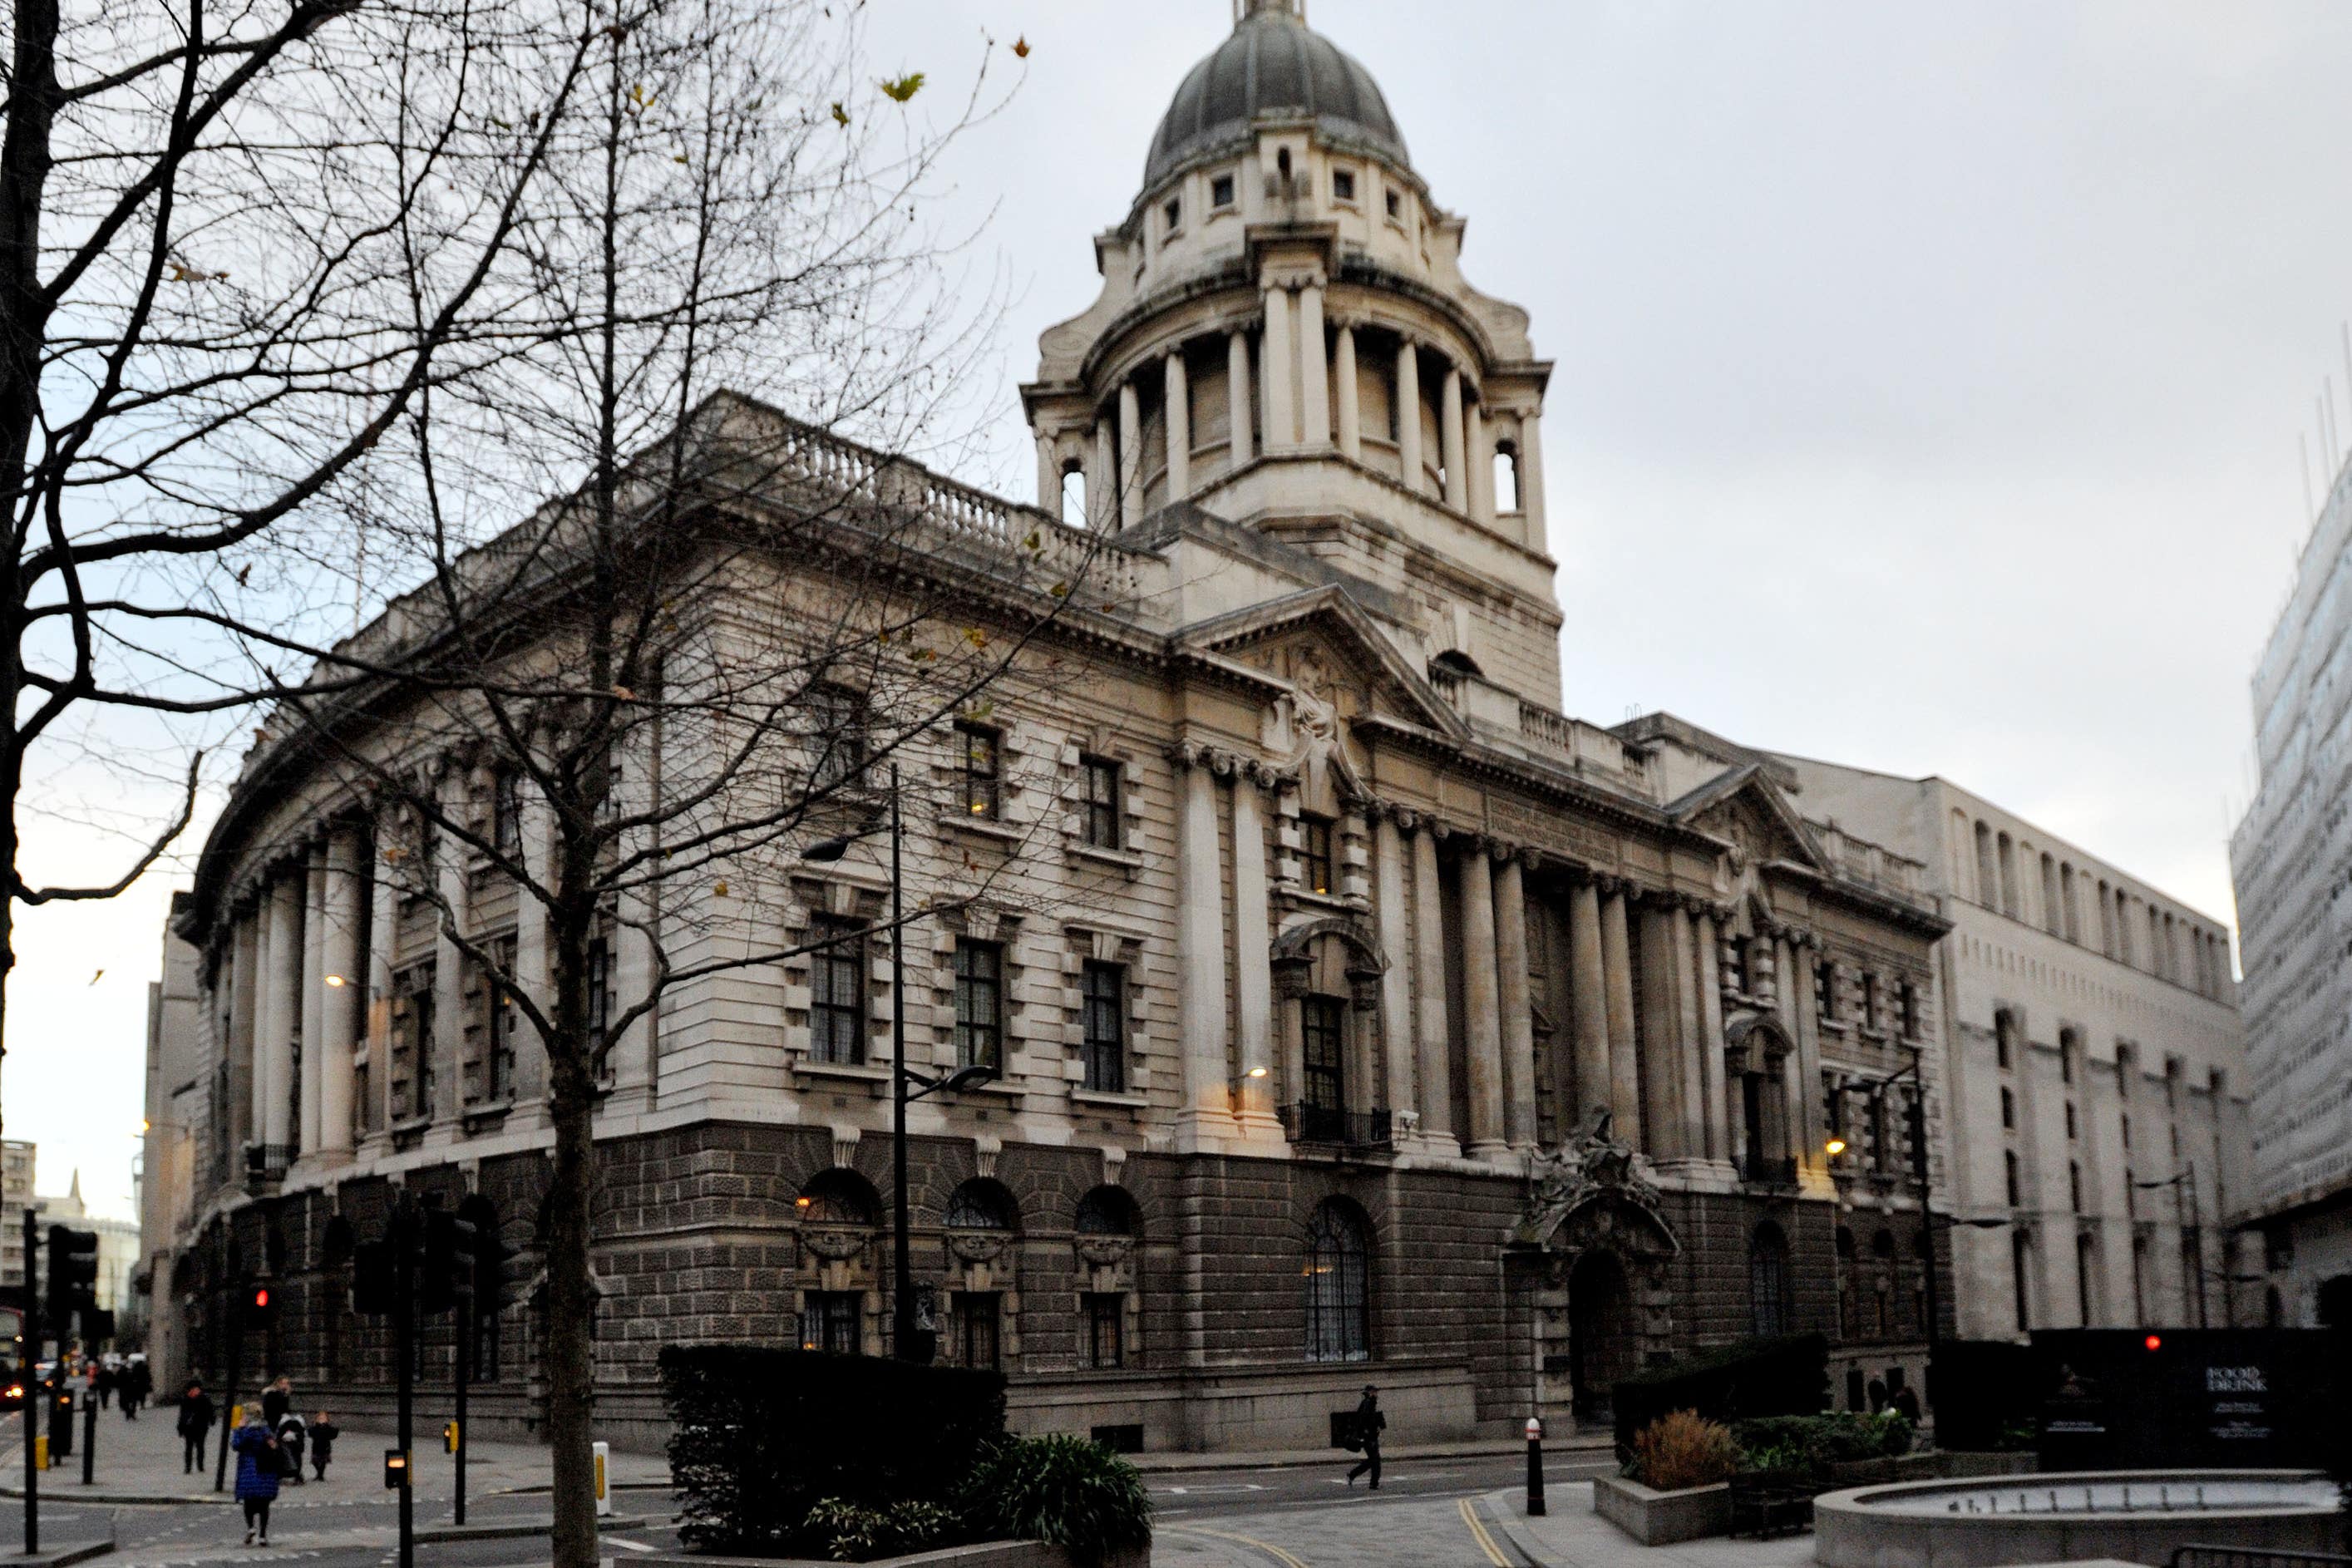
[244,1142,293,1183]
[1743,1152,1798,1188]
[1280,1104,1392,1148]
[2172,1551,2352,1568]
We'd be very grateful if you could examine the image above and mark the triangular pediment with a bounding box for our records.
[1175,586,1469,742]
[1666,764,1827,875]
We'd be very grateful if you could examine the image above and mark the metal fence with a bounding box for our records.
[2172,1549,2352,1568]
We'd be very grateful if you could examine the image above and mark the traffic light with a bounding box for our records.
[352,1241,395,1316]
[419,1211,476,1316]
[45,1226,98,1331]
[243,1282,279,1329]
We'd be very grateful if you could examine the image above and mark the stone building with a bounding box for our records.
[1779,762,2246,1342]
[2234,432,2352,1328]
[0,1139,33,1289]
[153,0,1955,1452]
[136,894,205,1370]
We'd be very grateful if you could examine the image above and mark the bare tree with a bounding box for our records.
[214,4,1098,1558]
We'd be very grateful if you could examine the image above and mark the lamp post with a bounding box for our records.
[2133,1169,2208,1328]
[1827,1048,1946,1398]
[802,763,996,1362]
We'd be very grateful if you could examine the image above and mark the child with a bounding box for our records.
[308,1413,338,1482]
[232,1412,281,1546]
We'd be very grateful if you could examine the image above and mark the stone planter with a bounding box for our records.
[1591,1472,1732,1545]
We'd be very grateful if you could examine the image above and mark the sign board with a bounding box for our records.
[2028,1329,2332,1469]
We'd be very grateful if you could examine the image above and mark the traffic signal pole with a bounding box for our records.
[213,1292,239,1493]
[22,1208,37,1555]
[395,1195,414,1568]
[452,1284,468,1526]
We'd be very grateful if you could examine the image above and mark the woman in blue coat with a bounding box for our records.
[232,1410,282,1545]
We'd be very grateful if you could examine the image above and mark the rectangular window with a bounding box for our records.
[1898,980,1920,1038]
[2000,1087,2015,1130]
[799,1291,860,1354]
[1211,173,1235,209]
[485,939,519,1102]
[809,917,867,1065]
[2005,1150,2022,1207]
[1084,1292,1125,1369]
[1301,994,1345,1113]
[1082,757,1122,849]
[808,685,869,794]
[1332,167,1356,202]
[586,934,616,1071]
[492,771,522,857]
[1163,195,1181,233]
[2069,1161,2083,1212]
[957,724,1001,820]
[1725,937,1749,994]
[2122,1114,2132,1149]
[954,939,1003,1070]
[955,1292,1001,1370]
[1815,959,1838,1023]
[1862,973,1881,1032]
[392,964,436,1122]
[1082,960,1125,1093]
[1384,187,1402,219]
[1300,815,1335,895]
[2065,1102,2078,1140]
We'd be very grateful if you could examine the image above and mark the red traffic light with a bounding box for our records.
[253,1288,269,1309]
[2144,1334,2162,1351]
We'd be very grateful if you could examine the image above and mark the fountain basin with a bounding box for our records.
[1812,1469,2338,1567]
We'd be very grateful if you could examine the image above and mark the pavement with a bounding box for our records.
[1132,1436,1612,1475]
[1477,1482,1817,1568]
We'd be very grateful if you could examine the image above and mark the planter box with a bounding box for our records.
[1591,1472,1732,1545]
[645,1541,1149,1568]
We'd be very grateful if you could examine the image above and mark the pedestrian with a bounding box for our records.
[308,1413,338,1482]
[275,1413,307,1485]
[1866,1376,1889,1414]
[1891,1384,1921,1424]
[124,1358,150,1421]
[232,1411,281,1546]
[1344,1383,1386,1490]
[260,1374,292,1427]
[178,1381,216,1474]
[94,1362,115,1410]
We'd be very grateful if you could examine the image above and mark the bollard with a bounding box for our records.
[1525,1415,1546,1517]
[80,1396,92,1485]
[593,1442,611,1517]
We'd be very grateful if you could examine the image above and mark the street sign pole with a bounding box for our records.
[22,1208,37,1555]
[395,1196,414,1568]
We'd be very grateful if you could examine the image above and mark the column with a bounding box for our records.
[1459,848,1506,1157]
[1088,419,1115,530]
[260,869,301,1152]
[318,826,362,1156]
[1226,331,1254,471]
[1261,286,1295,450]
[1696,910,1728,1163]
[1494,853,1536,1150]
[1669,907,1706,1159]
[1600,883,1642,1151]
[1567,880,1611,1132]
[1334,325,1361,461]
[1175,752,1231,1127]
[1162,350,1191,501]
[1374,813,1414,1119]
[366,824,397,1136]
[1298,281,1330,449]
[1791,943,1827,1173]
[299,840,327,1156]
[1231,772,1275,1123]
[1396,341,1423,491]
[1411,823,1452,1145]
[1519,409,1547,550]
[434,782,469,1120]
[1467,401,1492,523]
[514,774,550,1101]
[1440,366,1467,510]
[1117,378,1144,528]
[230,906,260,1158]
[1034,432,1059,512]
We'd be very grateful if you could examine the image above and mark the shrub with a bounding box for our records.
[1732,1413,1912,1481]
[960,1434,1153,1564]
[803,1498,957,1563]
[1627,1410,1742,1492]
[661,1344,1007,1555]
[1613,1334,1828,1460]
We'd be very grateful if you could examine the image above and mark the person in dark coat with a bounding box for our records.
[308,1413,338,1481]
[1891,1384,1922,1424]
[93,1363,115,1409]
[123,1359,150,1421]
[1345,1384,1386,1490]
[260,1375,292,1427]
[178,1382,216,1474]
[233,1413,282,1545]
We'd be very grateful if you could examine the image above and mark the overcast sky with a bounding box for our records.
[14,0,2352,1219]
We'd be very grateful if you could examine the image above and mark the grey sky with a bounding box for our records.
[14,0,2352,1215]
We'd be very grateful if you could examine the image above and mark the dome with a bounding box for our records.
[1142,1,1409,191]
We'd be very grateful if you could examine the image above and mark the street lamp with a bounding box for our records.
[1830,1048,1946,1398]
[2133,1169,2208,1327]
[802,763,994,1363]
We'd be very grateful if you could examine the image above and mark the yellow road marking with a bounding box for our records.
[1458,1495,1513,1566]
[1168,1522,1313,1568]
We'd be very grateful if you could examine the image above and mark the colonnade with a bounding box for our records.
[1168,741,1817,1171]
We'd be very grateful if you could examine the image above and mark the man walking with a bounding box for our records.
[179,1380,216,1474]
[1345,1384,1386,1490]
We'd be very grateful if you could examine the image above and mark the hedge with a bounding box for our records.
[661,1344,1008,1555]
[1612,1334,1828,1459]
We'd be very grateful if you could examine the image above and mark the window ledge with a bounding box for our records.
[1280,886,1354,914]
[1067,844,1144,873]
[389,1116,432,1150]
[1072,1089,1146,1110]
[461,1100,514,1133]
[794,1058,888,1085]
[937,815,1027,848]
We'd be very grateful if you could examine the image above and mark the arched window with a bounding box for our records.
[1749,1222,1791,1337]
[1060,464,1087,530]
[797,1169,879,1226]
[1492,444,1521,513]
[1076,1186,1137,1236]
[1304,1198,1370,1363]
[946,1179,1018,1231]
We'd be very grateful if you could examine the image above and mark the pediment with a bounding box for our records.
[1176,586,1468,743]
[1668,764,1827,877]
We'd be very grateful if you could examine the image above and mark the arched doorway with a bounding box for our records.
[1568,1250,1637,1423]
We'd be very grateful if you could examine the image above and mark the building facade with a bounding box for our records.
[2234,440,2352,1327]
[1778,762,2246,1341]
[136,895,206,1368]
[152,0,1958,1452]
[0,1139,33,1289]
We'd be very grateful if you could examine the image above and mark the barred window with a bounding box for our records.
[586,936,615,1063]
[800,1291,860,1354]
[954,939,1003,1069]
[1301,994,1344,1113]
[1304,1199,1370,1363]
[957,724,1001,820]
[1084,1292,1125,1368]
[485,938,519,1102]
[1749,1221,1792,1337]
[807,685,870,794]
[1082,960,1125,1092]
[1815,959,1838,1023]
[1300,815,1334,895]
[1082,757,1122,849]
[955,1292,1001,1370]
[391,963,436,1122]
[809,918,866,1065]
[1898,979,1921,1038]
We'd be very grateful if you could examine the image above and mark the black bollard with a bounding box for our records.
[1525,1416,1546,1517]
[79,1394,93,1485]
